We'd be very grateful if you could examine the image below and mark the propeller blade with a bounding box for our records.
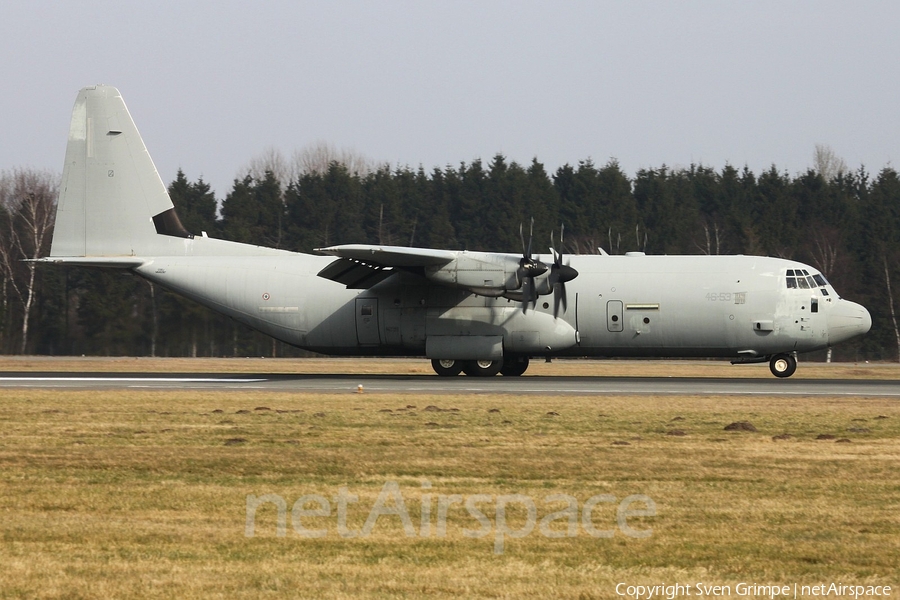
[552,281,568,318]
[551,230,558,265]
[522,276,536,313]
[526,217,534,259]
[519,222,526,257]
[556,224,566,266]
[517,217,546,311]
[520,217,535,259]
[550,224,577,318]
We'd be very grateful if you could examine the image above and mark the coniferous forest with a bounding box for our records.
[1,154,899,361]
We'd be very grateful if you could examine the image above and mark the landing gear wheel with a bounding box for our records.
[431,359,463,377]
[462,359,503,377]
[500,357,530,376]
[769,353,797,378]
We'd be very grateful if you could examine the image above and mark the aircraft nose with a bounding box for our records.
[827,299,872,345]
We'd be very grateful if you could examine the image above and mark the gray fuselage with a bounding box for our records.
[134,237,869,361]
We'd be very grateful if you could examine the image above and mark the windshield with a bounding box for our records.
[785,268,829,290]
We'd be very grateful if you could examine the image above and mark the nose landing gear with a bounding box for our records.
[769,353,797,378]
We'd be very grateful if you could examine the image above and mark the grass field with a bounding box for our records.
[0,360,898,598]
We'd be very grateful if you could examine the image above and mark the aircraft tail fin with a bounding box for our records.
[50,85,191,259]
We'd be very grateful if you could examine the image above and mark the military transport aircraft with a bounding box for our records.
[38,86,872,377]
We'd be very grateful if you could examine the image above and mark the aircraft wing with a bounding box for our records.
[316,244,457,268]
[315,245,457,289]
[316,244,540,297]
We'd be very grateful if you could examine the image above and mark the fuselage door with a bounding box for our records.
[355,298,381,345]
[607,300,624,332]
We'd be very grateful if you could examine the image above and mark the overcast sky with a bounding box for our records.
[2,1,897,199]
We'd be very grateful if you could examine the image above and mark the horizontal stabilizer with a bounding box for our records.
[28,256,148,268]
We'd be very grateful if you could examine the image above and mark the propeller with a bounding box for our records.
[549,224,578,317]
[518,218,547,312]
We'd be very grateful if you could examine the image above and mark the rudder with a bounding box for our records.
[50,85,188,258]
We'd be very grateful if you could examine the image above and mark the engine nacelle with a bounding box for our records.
[424,252,520,294]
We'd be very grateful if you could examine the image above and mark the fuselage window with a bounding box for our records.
[811,298,819,313]
[821,288,829,296]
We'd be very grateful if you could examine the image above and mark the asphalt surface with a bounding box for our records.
[1,372,899,396]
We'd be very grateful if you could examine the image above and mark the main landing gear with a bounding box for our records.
[431,359,463,377]
[769,353,797,378]
[431,357,530,377]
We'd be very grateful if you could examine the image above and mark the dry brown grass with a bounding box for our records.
[0,390,900,598]
[0,358,900,598]
[0,355,897,379]
[0,388,898,598]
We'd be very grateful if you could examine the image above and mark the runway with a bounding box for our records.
[1,372,899,396]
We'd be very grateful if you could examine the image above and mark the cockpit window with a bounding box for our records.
[786,269,830,290]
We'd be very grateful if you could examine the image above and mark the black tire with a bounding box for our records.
[769,353,797,378]
[432,359,463,377]
[461,359,503,377]
[500,357,530,376]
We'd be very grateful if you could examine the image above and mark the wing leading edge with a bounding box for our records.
[316,245,458,289]
[316,244,457,268]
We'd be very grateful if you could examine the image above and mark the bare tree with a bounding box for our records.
[242,147,293,189]
[813,143,848,181]
[807,224,845,279]
[695,221,721,255]
[885,256,900,363]
[292,141,386,177]
[0,169,58,353]
[241,142,386,192]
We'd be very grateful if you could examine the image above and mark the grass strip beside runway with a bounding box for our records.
[0,389,898,598]
[0,356,897,379]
